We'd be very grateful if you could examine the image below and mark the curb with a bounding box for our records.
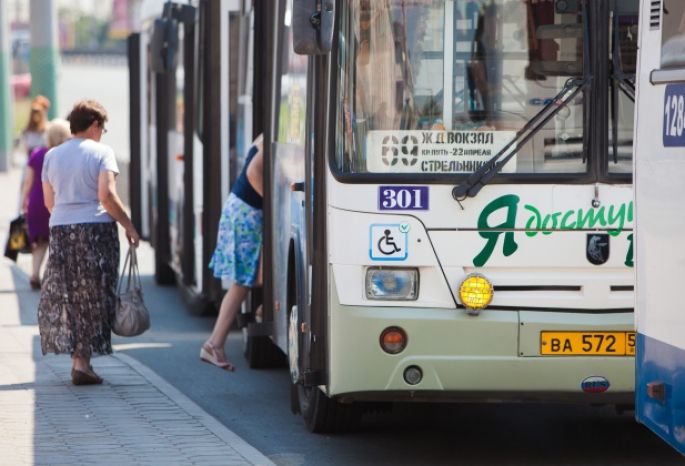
[113,352,277,466]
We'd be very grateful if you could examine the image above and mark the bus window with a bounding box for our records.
[277,0,307,146]
[336,0,589,176]
[661,0,685,68]
[608,1,638,174]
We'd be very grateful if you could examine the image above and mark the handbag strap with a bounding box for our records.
[129,246,142,290]
[117,247,133,294]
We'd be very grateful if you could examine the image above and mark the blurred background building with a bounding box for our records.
[5,0,138,188]
[9,0,141,56]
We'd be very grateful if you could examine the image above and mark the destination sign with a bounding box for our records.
[365,130,516,174]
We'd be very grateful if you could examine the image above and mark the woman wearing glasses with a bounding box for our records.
[38,100,140,385]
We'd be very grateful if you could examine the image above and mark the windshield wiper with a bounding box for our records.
[452,2,592,202]
[451,77,589,200]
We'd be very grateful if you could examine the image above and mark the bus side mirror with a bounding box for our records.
[318,0,335,53]
[293,0,335,55]
[150,17,179,73]
[555,0,579,14]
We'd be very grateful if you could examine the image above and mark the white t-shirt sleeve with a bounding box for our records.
[100,147,120,175]
[41,150,52,182]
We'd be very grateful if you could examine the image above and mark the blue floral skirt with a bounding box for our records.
[209,193,263,287]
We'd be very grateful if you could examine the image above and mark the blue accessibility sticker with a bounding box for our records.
[369,224,409,261]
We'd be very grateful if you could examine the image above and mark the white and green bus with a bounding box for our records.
[131,0,639,432]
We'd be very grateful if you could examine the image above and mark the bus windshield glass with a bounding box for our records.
[335,0,588,176]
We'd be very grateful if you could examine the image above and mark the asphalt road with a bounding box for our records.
[116,244,685,466]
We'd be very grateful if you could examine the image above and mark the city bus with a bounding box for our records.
[130,0,640,432]
[633,0,685,456]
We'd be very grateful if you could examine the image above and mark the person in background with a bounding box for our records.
[19,95,50,157]
[20,119,71,290]
[201,134,264,371]
[38,100,140,386]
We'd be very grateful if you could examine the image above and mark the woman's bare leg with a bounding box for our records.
[31,242,48,280]
[72,355,91,373]
[254,251,264,321]
[207,284,249,355]
[255,250,263,287]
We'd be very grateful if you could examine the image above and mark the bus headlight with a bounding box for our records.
[458,273,493,315]
[365,267,419,301]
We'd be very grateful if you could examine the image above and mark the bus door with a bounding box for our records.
[167,3,197,290]
[147,6,183,285]
[128,31,149,240]
[634,0,685,456]
[196,0,245,308]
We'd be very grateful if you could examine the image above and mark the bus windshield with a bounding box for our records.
[335,0,590,176]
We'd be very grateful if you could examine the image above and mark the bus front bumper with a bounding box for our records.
[328,293,634,404]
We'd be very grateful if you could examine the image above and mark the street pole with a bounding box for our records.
[29,0,58,119]
[0,0,12,172]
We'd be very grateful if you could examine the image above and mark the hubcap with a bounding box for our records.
[288,305,300,384]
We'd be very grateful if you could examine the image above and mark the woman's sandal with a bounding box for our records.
[71,368,103,385]
[200,342,235,371]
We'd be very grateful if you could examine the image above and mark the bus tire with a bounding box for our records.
[154,260,175,285]
[298,386,362,434]
[179,283,214,316]
[243,334,285,369]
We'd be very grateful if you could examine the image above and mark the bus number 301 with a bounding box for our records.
[379,186,429,211]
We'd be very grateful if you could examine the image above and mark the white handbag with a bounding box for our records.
[113,246,151,337]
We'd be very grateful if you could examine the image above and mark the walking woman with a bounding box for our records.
[38,100,140,385]
[19,96,50,158]
[20,119,71,290]
[201,134,264,371]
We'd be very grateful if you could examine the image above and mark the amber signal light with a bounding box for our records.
[380,326,407,354]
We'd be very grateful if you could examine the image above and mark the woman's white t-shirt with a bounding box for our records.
[42,138,119,227]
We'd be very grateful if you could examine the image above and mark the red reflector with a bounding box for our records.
[380,326,407,354]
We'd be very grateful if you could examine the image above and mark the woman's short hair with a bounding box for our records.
[67,100,108,134]
[46,119,71,148]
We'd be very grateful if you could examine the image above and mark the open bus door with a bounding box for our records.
[129,0,243,312]
[634,0,685,456]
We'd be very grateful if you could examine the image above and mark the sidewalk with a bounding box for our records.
[0,165,276,466]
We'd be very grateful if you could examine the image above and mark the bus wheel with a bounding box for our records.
[288,305,301,414]
[154,259,175,285]
[297,385,362,434]
[179,284,213,316]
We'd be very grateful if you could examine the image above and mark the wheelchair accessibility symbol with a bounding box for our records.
[369,224,409,261]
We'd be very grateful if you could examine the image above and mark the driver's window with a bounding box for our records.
[661,0,685,68]
[608,2,638,174]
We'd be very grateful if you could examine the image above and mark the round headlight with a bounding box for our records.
[458,273,493,314]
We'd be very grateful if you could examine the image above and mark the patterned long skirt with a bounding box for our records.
[209,193,263,287]
[38,222,119,357]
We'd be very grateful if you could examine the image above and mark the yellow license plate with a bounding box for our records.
[540,331,636,356]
